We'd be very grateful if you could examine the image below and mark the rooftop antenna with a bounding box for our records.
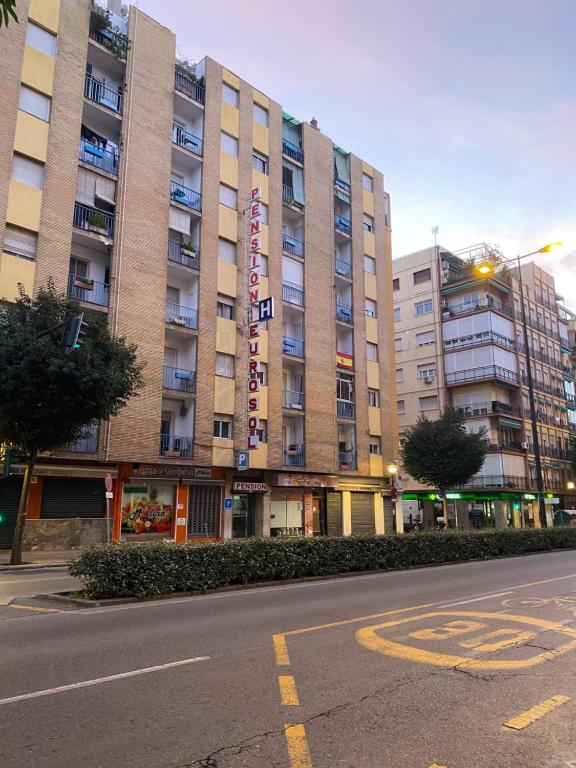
[431,225,438,250]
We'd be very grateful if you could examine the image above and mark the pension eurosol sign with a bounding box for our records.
[233,481,269,493]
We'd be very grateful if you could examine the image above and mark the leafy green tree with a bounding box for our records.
[0,0,17,28]
[401,407,487,526]
[0,284,144,564]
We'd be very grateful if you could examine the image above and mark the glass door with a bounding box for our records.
[232,494,255,538]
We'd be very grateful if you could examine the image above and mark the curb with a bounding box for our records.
[0,562,73,573]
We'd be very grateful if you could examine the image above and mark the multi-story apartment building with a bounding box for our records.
[0,0,396,549]
[393,243,576,530]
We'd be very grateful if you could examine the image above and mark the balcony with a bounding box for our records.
[336,301,353,324]
[282,281,304,306]
[335,258,352,278]
[68,274,109,308]
[515,310,561,342]
[170,181,201,212]
[334,177,351,195]
[172,123,203,156]
[445,365,519,386]
[337,400,355,419]
[521,375,565,397]
[167,239,200,270]
[88,27,130,59]
[84,73,123,113]
[165,301,198,330]
[163,366,196,393]
[159,433,193,459]
[282,233,303,258]
[79,138,118,174]
[443,330,515,352]
[282,138,303,164]
[283,446,305,466]
[462,475,528,489]
[283,390,305,410]
[67,423,99,453]
[174,70,205,105]
[443,296,512,318]
[73,202,114,238]
[484,440,525,452]
[339,450,356,469]
[283,337,304,358]
[334,215,351,236]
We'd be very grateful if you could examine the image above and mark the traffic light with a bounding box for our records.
[62,313,88,352]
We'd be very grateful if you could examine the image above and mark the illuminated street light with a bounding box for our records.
[568,481,575,491]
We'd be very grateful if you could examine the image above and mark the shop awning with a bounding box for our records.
[499,417,522,430]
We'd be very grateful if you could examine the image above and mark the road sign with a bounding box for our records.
[236,451,249,471]
[104,472,113,492]
[224,497,233,511]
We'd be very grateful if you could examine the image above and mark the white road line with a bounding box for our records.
[439,591,515,608]
[0,656,210,706]
[0,576,74,585]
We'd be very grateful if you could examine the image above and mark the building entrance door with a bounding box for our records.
[232,494,255,538]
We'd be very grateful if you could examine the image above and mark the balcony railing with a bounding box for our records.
[443,330,515,351]
[334,215,351,235]
[68,274,109,307]
[337,400,355,419]
[461,475,528,489]
[73,202,114,237]
[170,180,201,211]
[339,450,356,469]
[165,301,198,330]
[457,401,522,418]
[282,336,304,357]
[516,341,563,370]
[445,365,519,386]
[516,310,561,342]
[67,423,99,453]
[88,28,129,59]
[336,301,353,324]
[521,375,565,397]
[159,433,193,459]
[79,138,118,174]
[334,177,351,194]
[283,447,305,466]
[443,296,512,318]
[163,366,196,393]
[335,257,352,277]
[282,281,304,306]
[167,239,200,270]
[283,390,305,409]
[282,233,303,258]
[172,123,203,156]
[484,440,525,452]
[84,73,123,113]
[282,138,303,163]
[174,70,205,104]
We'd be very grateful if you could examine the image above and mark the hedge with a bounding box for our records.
[69,527,576,600]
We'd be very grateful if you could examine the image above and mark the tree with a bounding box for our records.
[0,284,144,564]
[401,407,487,527]
[0,0,17,28]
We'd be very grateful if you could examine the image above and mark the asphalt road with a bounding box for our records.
[0,568,80,602]
[1,552,576,768]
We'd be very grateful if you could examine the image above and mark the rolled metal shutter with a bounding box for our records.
[383,497,394,533]
[188,485,221,537]
[0,477,23,548]
[351,492,375,535]
[41,478,105,519]
[326,492,342,537]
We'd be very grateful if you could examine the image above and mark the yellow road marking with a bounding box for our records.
[279,675,299,706]
[283,603,434,637]
[284,723,312,768]
[505,695,572,730]
[428,764,448,767]
[8,603,63,613]
[273,633,291,666]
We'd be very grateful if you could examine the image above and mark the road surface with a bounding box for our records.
[1,551,576,767]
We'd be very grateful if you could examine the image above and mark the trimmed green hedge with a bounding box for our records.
[69,527,576,600]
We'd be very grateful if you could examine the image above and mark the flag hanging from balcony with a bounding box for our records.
[336,352,353,369]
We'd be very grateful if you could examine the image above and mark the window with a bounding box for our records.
[254,362,267,385]
[393,307,400,322]
[336,373,354,402]
[362,173,373,192]
[219,184,237,209]
[417,363,437,380]
[19,86,51,122]
[415,330,435,346]
[413,267,431,285]
[364,255,376,274]
[222,83,239,108]
[2,225,37,260]
[368,389,380,408]
[365,298,377,317]
[393,278,400,291]
[369,440,381,455]
[252,151,268,174]
[259,254,268,276]
[213,416,233,439]
[367,342,378,362]
[217,294,235,320]
[363,214,374,232]
[11,154,44,189]
[220,132,238,158]
[256,419,267,443]
[397,400,405,414]
[396,368,404,382]
[259,203,269,225]
[215,352,235,378]
[69,256,88,277]
[253,103,268,126]
[419,395,438,411]
[415,299,433,315]
[218,238,236,264]
[26,22,57,58]
[394,337,402,352]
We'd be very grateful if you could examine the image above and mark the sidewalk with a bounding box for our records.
[0,550,76,570]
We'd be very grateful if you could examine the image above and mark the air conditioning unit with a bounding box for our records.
[423,376,434,384]
[521,442,530,450]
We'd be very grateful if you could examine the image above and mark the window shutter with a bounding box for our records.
[3,225,37,259]
[11,155,44,189]
[76,168,96,206]
[169,207,191,234]
[19,86,51,122]
[94,175,116,205]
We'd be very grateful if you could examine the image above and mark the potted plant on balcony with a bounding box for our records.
[87,211,109,235]
[73,276,94,291]
[180,240,197,257]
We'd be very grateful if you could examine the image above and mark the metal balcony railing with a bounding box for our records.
[282,138,303,163]
[73,202,114,237]
[163,366,196,393]
[283,447,305,466]
[282,185,304,207]
[334,177,351,194]
[282,337,304,357]
[282,281,304,306]
[484,440,525,452]
[334,215,351,235]
[443,330,515,351]
[461,475,528,489]
[337,400,355,419]
[84,73,123,113]
[521,375,565,397]
[282,233,303,258]
[170,180,201,211]
[167,239,200,270]
[283,390,305,409]
[336,301,353,324]
[335,257,352,277]
[445,365,519,386]
[159,434,193,459]
[458,401,522,418]
[174,70,205,104]
[516,310,561,342]
[443,296,512,318]
[172,123,203,156]
[67,423,99,453]
[79,138,118,174]
[165,301,198,330]
[89,28,129,58]
[339,450,356,469]
[67,274,109,307]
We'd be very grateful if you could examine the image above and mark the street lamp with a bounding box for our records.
[567,481,575,491]
[476,242,564,529]
[387,462,402,532]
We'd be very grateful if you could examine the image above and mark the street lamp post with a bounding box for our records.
[387,462,402,533]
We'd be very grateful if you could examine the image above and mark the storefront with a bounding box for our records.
[402,491,526,529]
[231,480,268,538]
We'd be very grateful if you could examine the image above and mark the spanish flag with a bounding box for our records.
[336,352,353,369]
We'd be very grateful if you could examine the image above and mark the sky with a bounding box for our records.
[137,0,576,309]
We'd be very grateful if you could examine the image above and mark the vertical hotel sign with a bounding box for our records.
[247,187,274,450]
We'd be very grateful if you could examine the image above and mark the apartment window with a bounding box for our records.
[11,154,44,189]
[217,294,235,320]
[213,416,233,439]
[2,225,37,260]
[397,400,405,414]
[220,132,238,158]
[222,83,239,108]
[367,342,378,362]
[336,372,354,402]
[253,103,269,126]
[393,307,400,322]
[394,337,402,352]
[365,298,377,317]
[259,203,269,225]
[415,330,435,346]
[419,395,438,411]
[252,151,268,175]
[362,173,373,192]
[256,419,267,443]
[363,214,374,232]
[368,389,380,408]
[417,363,437,380]
[413,267,431,285]
[219,184,237,209]
[215,352,235,378]
[396,368,404,383]
[415,299,433,315]
[218,238,236,264]
[369,440,381,455]
[393,278,400,291]
[26,22,57,58]
[364,255,376,274]
[19,86,51,122]
[254,362,267,385]
[259,254,268,276]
